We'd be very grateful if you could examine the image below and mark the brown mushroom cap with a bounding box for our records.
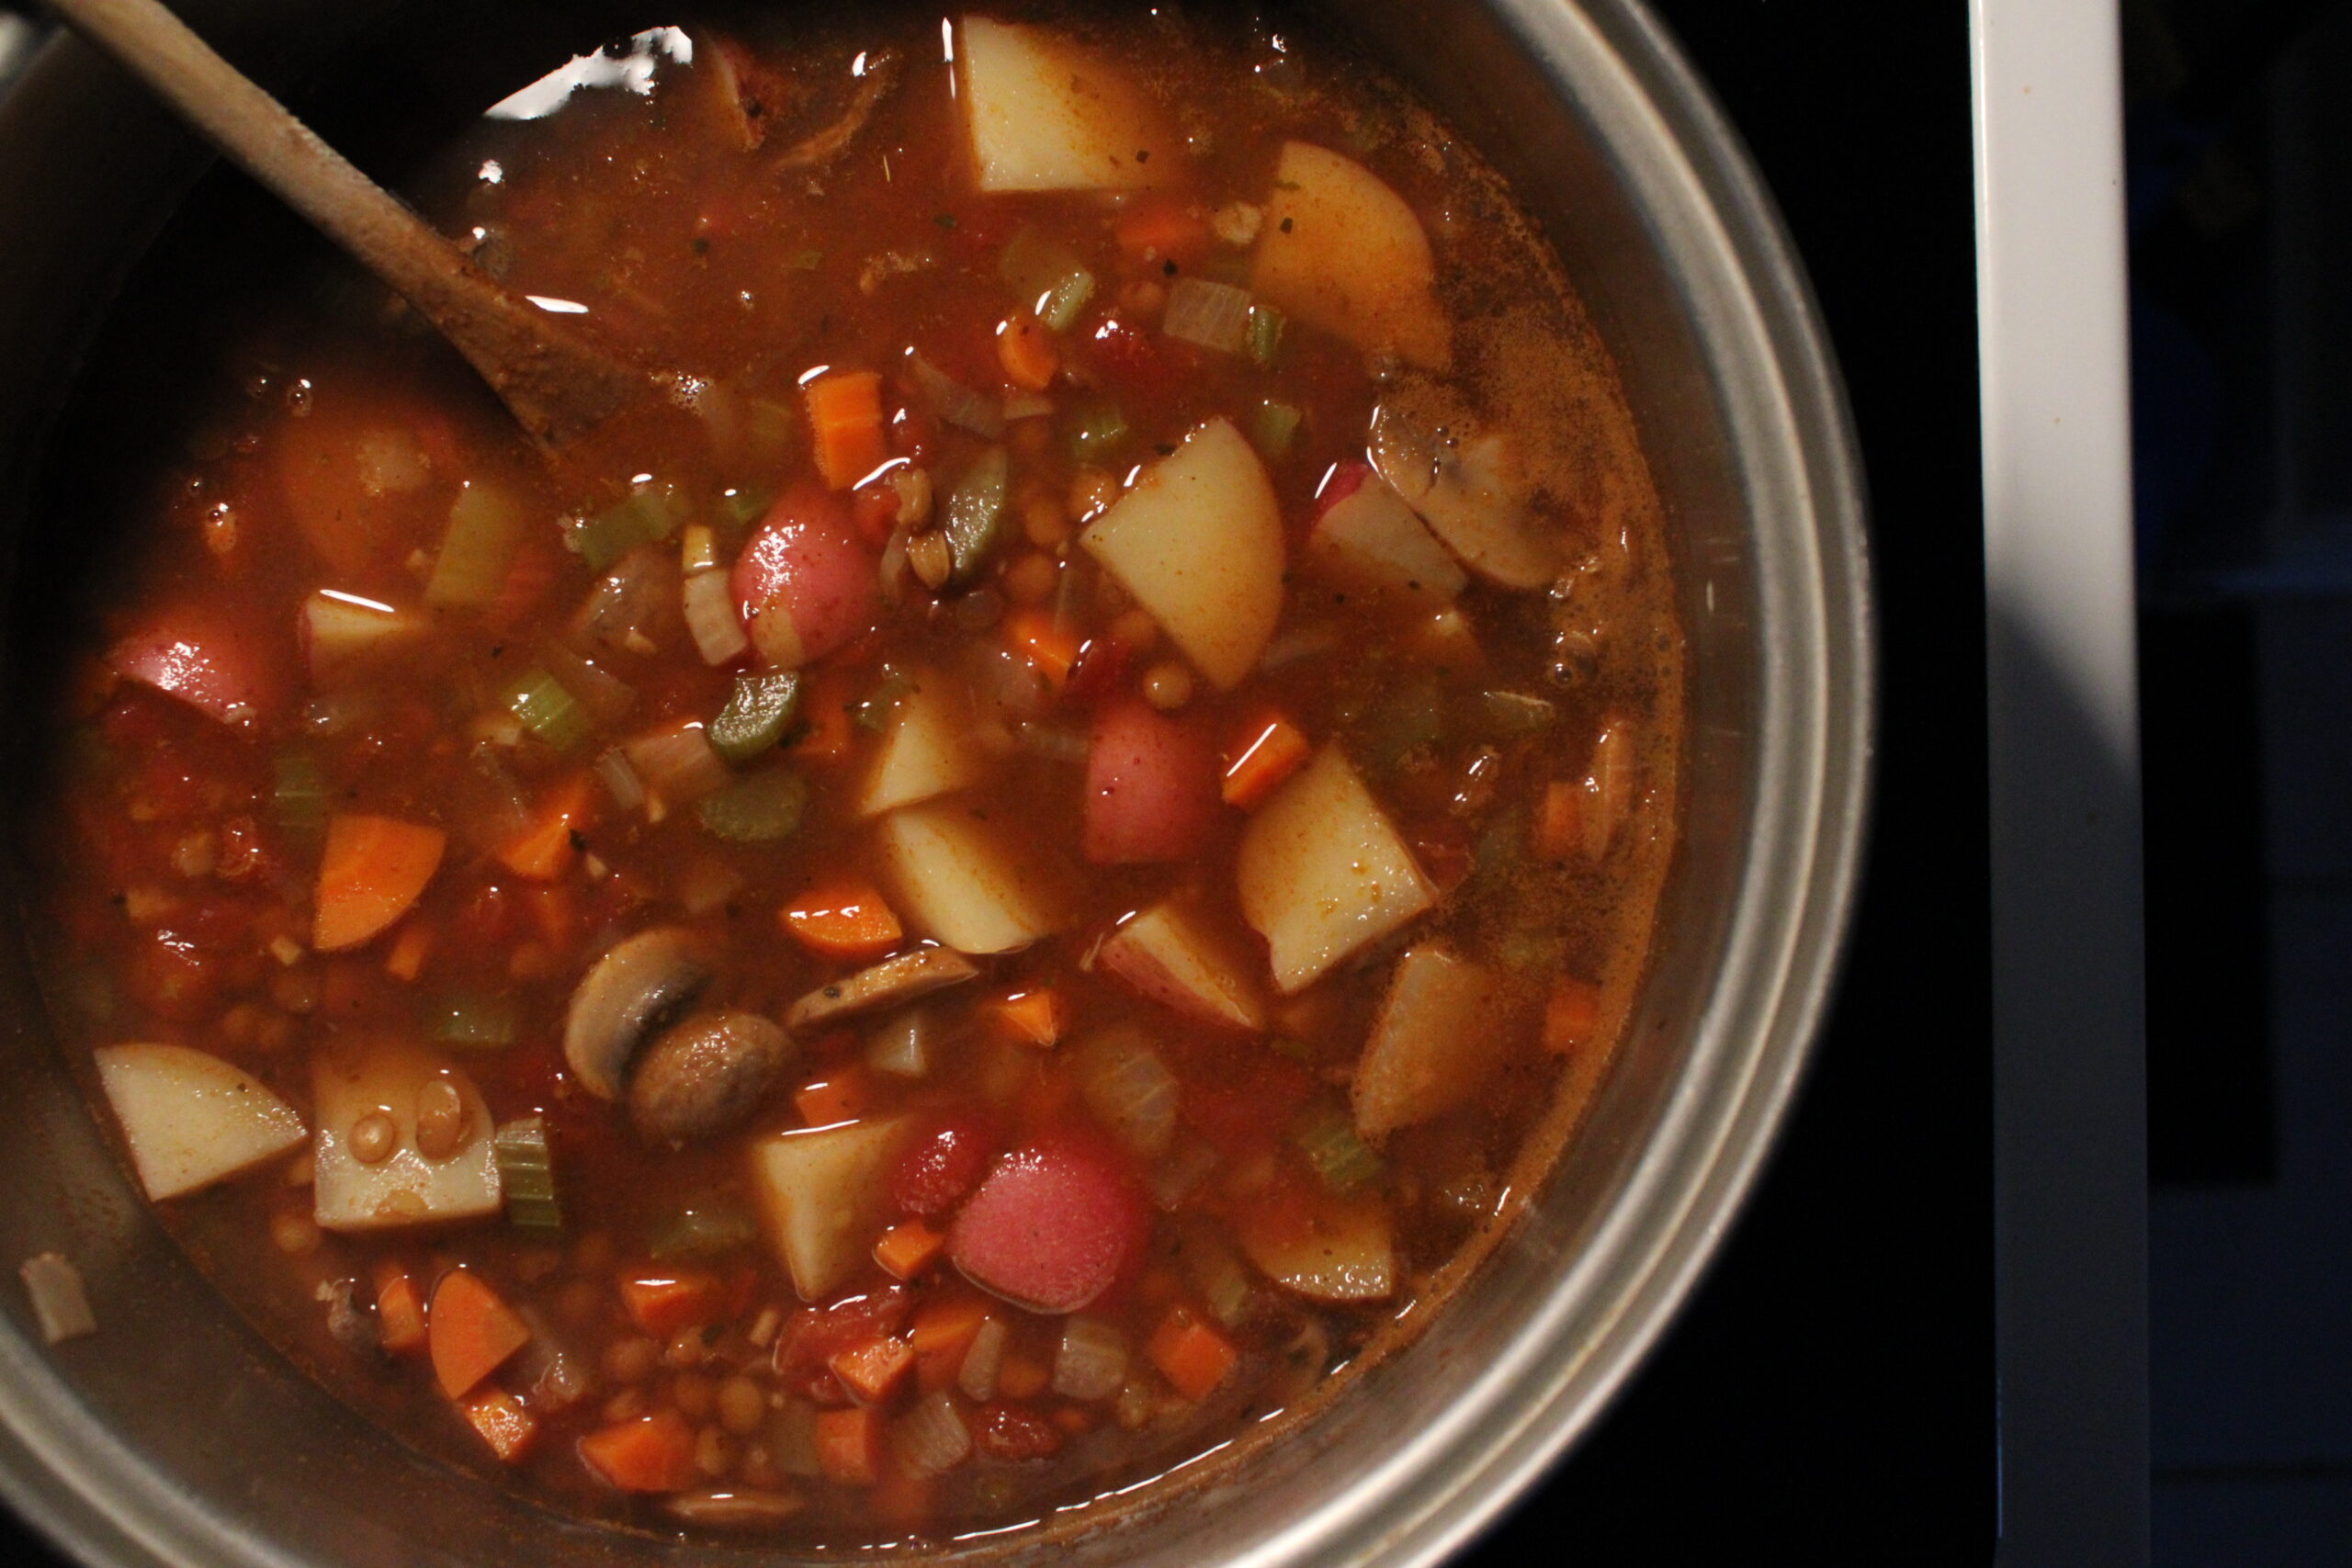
[628,1010,795,1144]
[563,926,718,1100]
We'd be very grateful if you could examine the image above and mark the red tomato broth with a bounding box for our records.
[26,6,1684,1549]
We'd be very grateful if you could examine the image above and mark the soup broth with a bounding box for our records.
[28,5,1681,1546]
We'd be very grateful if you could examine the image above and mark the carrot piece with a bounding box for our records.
[458,1387,539,1463]
[1221,714,1312,810]
[791,666,857,763]
[489,541,562,627]
[382,921,435,983]
[805,370,889,491]
[795,1066,872,1127]
[580,1410,700,1493]
[830,1333,918,1404]
[814,1404,887,1485]
[997,1353,1050,1401]
[372,1262,427,1354]
[427,1269,530,1399]
[782,879,904,963]
[1146,1304,1239,1402]
[997,313,1060,391]
[618,1269,730,1338]
[1534,778,1585,862]
[497,773,599,881]
[985,987,1067,1049]
[1544,977,1603,1055]
[1004,608,1083,689]
[873,1219,947,1282]
[313,815,447,953]
[910,1292,992,1393]
[1113,197,1213,265]
[1050,1405,1096,1435]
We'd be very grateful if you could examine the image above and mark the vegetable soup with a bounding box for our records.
[28,5,1681,1546]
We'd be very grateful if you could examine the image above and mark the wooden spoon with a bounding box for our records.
[50,0,660,450]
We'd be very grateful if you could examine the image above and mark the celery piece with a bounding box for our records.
[709,671,803,764]
[1252,400,1303,458]
[943,446,1012,586]
[432,991,519,1049]
[718,484,773,534]
[1294,1104,1384,1196]
[850,669,914,734]
[696,769,808,842]
[1000,227,1097,333]
[492,1116,562,1233]
[271,750,328,848]
[425,481,527,610]
[501,667,594,754]
[1246,303,1287,369]
[1069,401,1132,463]
[648,1204,757,1260]
[568,483,686,572]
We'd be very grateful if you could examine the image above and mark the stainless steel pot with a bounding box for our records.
[0,2,1871,1564]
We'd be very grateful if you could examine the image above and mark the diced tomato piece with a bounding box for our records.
[971,1402,1064,1461]
[774,1287,912,1387]
[730,485,878,670]
[947,1137,1149,1314]
[888,1113,1001,1217]
[1084,698,1219,864]
[1086,317,1184,404]
[618,1269,730,1338]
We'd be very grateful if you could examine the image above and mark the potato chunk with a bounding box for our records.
[875,799,1074,954]
[857,666,989,818]
[1236,747,1437,993]
[95,1043,306,1201]
[1080,418,1283,690]
[747,1117,910,1300]
[956,17,1179,193]
[1252,141,1449,370]
[311,1039,502,1232]
[1351,946,1502,1140]
[1098,900,1269,1032]
[1235,1182,1396,1303]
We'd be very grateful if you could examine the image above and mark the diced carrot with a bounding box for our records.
[1146,1304,1239,1402]
[580,1410,700,1493]
[313,815,447,953]
[1004,608,1083,689]
[497,773,599,881]
[489,541,562,627]
[1113,197,1213,266]
[795,1066,873,1127]
[1534,779,1584,862]
[997,312,1059,391]
[910,1292,993,1394]
[524,880,578,951]
[618,1269,731,1338]
[814,1404,887,1485]
[782,879,903,963]
[458,1387,538,1463]
[382,921,435,983]
[986,987,1067,1048]
[1221,714,1311,810]
[873,1219,947,1282]
[830,1333,918,1404]
[427,1269,530,1399]
[1544,977,1603,1055]
[806,370,889,491]
[1050,1405,1096,1435]
[997,1353,1051,1401]
[791,666,856,763]
[372,1262,427,1354]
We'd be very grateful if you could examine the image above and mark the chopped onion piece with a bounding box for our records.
[958,1315,1009,1401]
[906,351,1006,438]
[1002,389,1053,422]
[1160,277,1254,354]
[892,1390,973,1478]
[593,747,645,811]
[1051,1314,1130,1401]
[19,1252,95,1345]
[1072,1028,1179,1161]
[683,569,750,665]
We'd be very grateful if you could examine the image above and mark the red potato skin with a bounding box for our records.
[1315,460,1372,514]
[1083,699,1220,864]
[730,485,879,668]
[108,611,281,726]
[947,1137,1150,1314]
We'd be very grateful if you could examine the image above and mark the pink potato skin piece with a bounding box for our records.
[729,485,878,668]
[947,1138,1150,1314]
[1084,698,1220,864]
[108,610,281,726]
[1315,460,1372,515]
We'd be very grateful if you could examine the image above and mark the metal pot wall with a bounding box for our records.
[0,3,1871,1565]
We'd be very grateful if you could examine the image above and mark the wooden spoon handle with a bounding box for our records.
[49,0,648,447]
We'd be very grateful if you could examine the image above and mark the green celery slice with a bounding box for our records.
[696,769,808,842]
[943,446,1012,586]
[492,1116,562,1233]
[709,671,803,764]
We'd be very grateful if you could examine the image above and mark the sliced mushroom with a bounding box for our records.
[564,927,718,1100]
[1368,397,1560,590]
[629,1010,796,1144]
[786,945,980,1031]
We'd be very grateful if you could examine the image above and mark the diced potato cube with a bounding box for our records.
[747,1117,910,1300]
[874,799,1074,954]
[956,17,1180,194]
[1306,477,1466,609]
[1236,747,1437,993]
[1098,900,1269,1032]
[1351,946,1502,1140]
[1235,1182,1396,1303]
[95,1043,306,1201]
[1251,141,1449,370]
[857,667,989,818]
[311,1039,502,1232]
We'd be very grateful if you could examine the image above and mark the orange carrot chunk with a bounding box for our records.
[806,370,889,491]
[996,1353,1051,1401]
[427,1269,531,1399]
[910,1292,992,1393]
[791,666,858,763]
[497,772,599,881]
[830,1333,918,1405]
[618,1269,730,1338]
[997,312,1060,391]
[1146,1304,1239,1402]
[1004,609,1083,689]
[1544,977,1603,1055]
[986,987,1067,1049]
[1221,714,1311,810]
[313,815,447,952]
[782,879,904,963]
[459,1388,539,1463]
[873,1219,947,1282]
[382,921,435,983]
[814,1404,887,1486]
[794,1066,872,1127]
[580,1410,701,1493]
[1534,778,1585,861]
[372,1263,427,1355]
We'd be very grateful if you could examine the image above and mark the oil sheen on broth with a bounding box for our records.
[29,6,1682,1546]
